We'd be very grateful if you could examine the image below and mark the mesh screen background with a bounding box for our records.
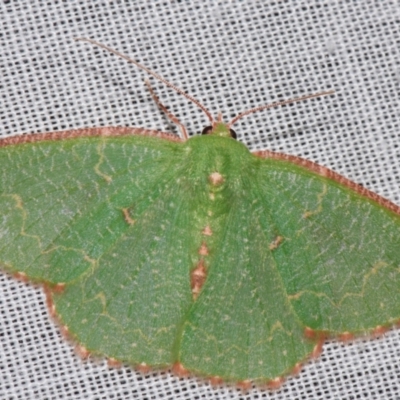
[1,1,400,399]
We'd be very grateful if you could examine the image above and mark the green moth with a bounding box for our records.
[1,38,399,390]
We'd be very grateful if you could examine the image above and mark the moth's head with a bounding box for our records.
[201,122,237,139]
[201,113,237,139]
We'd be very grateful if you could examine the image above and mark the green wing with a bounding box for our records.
[0,133,188,283]
[254,156,400,334]
[0,131,202,367]
[1,131,400,384]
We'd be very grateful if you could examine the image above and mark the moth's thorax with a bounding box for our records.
[184,134,252,181]
[183,135,254,197]
[186,133,249,157]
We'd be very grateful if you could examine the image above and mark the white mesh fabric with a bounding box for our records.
[1,1,400,399]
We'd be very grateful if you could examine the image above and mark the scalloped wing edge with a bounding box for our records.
[11,275,385,393]
[38,280,399,392]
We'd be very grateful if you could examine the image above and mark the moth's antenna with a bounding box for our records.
[228,90,335,128]
[144,79,189,140]
[75,37,215,125]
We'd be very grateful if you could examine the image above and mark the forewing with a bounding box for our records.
[254,155,400,334]
[0,132,183,283]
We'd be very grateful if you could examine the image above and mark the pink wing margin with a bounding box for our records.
[253,149,400,216]
[0,126,183,147]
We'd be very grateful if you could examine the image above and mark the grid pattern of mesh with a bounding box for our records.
[1,1,400,399]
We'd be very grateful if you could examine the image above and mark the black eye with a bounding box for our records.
[201,126,213,135]
[229,128,237,139]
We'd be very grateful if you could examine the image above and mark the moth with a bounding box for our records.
[1,38,398,390]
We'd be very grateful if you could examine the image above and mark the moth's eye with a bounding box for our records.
[229,129,237,140]
[201,126,213,135]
